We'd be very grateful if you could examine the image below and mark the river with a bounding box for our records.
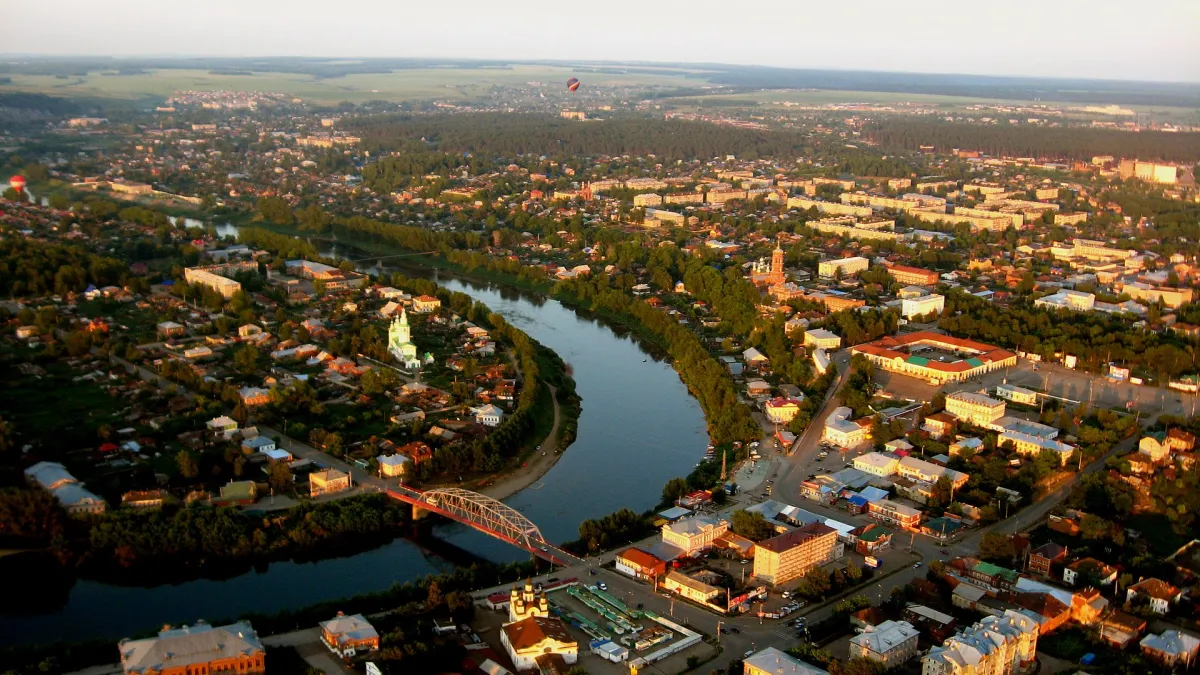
[0,224,707,647]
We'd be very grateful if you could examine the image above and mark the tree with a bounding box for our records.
[796,565,832,599]
[426,580,444,609]
[176,450,199,479]
[731,510,778,542]
[662,477,689,505]
[0,416,14,454]
[978,532,1016,563]
[234,345,259,375]
[267,461,293,493]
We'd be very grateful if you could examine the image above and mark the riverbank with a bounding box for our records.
[476,383,562,501]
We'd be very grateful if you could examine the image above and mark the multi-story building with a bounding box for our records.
[823,406,871,447]
[854,452,899,477]
[897,456,967,488]
[839,192,933,213]
[1000,431,1075,465]
[183,267,243,299]
[852,332,1016,384]
[921,610,1038,675]
[753,522,841,585]
[632,193,662,207]
[765,397,805,424]
[810,216,907,242]
[912,208,1011,232]
[744,647,829,675]
[644,208,686,226]
[706,188,748,204]
[901,294,945,319]
[868,499,921,529]
[887,265,939,286]
[119,621,265,675]
[319,612,379,658]
[996,383,1038,406]
[664,191,705,205]
[412,294,442,313]
[1054,212,1089,225]
[954,205,1024,229]
[945,391,1006,427]
[309,469,350,497]
[1126,578,1181,614]
[1035,289,1096,312]
[1140,631,1200,666]
[1119,159,1183,185]
[501,616,578,671]
[1053,238,1135,262]
[283,259,367,291]
[818,256,869,278]
[661,515,730,556]
[804,329,842,350]
[787,196,874,217]
[1117,282,1193,309]
[849,620,920,666]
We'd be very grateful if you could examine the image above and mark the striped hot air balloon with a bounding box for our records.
[566,77,580,93]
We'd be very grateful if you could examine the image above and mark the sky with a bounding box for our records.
[3,0,1198,83]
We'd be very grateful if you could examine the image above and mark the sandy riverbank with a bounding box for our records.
[470,382,565,502]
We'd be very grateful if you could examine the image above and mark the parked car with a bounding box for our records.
[596,582,608,591]
[744,650,755,658]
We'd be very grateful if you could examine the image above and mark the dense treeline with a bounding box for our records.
[236,226,319,259]
[867,119,1200,163]
[938,290,1197,378]
[349,113,815,161]
[0,238,128,297]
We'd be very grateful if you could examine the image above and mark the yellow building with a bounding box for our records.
[661,570,720,603]
[633,193,662,207]
[753,522,841,585]
[912,208,1011,232]
[661,515,729,555]
[945,391,1006,427]
[309,469,350,497]
[804,329,842,350]
[818,257,869,278]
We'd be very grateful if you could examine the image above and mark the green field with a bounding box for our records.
[668,88,1200,123]
[4,65,701,104]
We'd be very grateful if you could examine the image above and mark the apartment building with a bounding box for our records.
[633,193,662,207]
[664,191,705,205]
[912,208,1011,232]
[787,196,874,217]
[1119,159,1183,185]
[1000,431,1075,465]
[887,265,939,286]
[921,610,1038,675]
[954,205,1024,229]
[818,256,869,278]
[184,267,243,299]
[1034,289,1096,312]
[1054,212,1089,225]
[1053,238,1134,262]
[753,522,841,585]
[945,391,1006,427]
[901,294,945,319]
[1117,282,1193,309]
[810,216,907,242]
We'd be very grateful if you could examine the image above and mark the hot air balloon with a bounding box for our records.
[9,175,26,193]
[566,77,580,93]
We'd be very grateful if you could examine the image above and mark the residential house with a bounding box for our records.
[1126,578,1180,614]
[904,605,958,644]
[378,454,410,478]
[765,397,805,424]
[399,441,434,464]
[1140,631,1200,666]
[118,621,264,675]
[242,436,278,455]
[207,415,239,439]
[824,406,871,447]
[217,480,258,506]
[239,386,271,406]
[1027,542,1068,577]
[309,469,350,497]
[156,321,185,338]
[743,347,770,370]
[1098,611,1146,648]
[1063,558,1117,587]
[803,329,842,350]
[849,620,919,667]
[922,412,956,439]
[319,612,379,658]
[472,404,504,427]
[412,295,442,313]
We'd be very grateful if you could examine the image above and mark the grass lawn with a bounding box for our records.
[4,65,699,104]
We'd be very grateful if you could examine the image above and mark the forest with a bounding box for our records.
[348,113,818,162]
[0,238,129,297]
[866,119,1200,163]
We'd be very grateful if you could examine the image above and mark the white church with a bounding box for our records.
[387,309,433,371]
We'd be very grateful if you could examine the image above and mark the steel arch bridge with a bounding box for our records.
[387,485,583,567]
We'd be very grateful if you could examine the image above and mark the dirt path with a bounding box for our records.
[477,382,564,501]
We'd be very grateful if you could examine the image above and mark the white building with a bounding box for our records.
[850,620,920,666]
[996,383,1038,406]
[472,404,504,427]
[744,647,828,675]
[804,329,842,350]
[378,454,410,478]
[1034,289,1096,312]
[500,616,578,671]
[661,515,729,556]
[901,294,945,320]
[922,610,1038,675]
[945,391,1006,427]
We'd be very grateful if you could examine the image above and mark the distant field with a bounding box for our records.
[2,65,702,104]
[669,88,1200,124]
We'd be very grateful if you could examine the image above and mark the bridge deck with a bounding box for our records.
[387,486,584,567]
